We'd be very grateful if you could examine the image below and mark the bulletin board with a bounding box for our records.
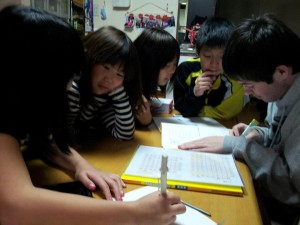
[93,0,179,41]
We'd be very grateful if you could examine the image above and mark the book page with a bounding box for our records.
[153,116,227,132]
[123,186,217,225]
[161,122,230,149]
[124,145,244,187]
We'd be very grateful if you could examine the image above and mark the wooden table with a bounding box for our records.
[26,121,263,225]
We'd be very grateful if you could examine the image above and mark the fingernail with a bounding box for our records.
[88,183,96,190]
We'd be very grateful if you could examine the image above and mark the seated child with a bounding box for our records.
[133,27,180,125]
[67,26,143,140]
[173,17,248,120]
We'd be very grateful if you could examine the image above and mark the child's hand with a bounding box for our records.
[178,136,225,153]
[231,123,261,141]
[132,191,186,225]
[193,71,218,97]
[135,95,152,125]
[231,123,248,136]
[73,154,126,201]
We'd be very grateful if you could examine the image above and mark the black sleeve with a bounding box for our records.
[173,62,206,117]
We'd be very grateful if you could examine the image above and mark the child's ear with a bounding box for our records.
[274,65,290,81]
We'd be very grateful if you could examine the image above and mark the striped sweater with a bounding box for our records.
[67,80,135,140]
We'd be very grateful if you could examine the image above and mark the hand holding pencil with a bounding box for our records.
[130,156,186,225]
[159,155,211,217]
[231,119,259,137]
[133,190,186,225]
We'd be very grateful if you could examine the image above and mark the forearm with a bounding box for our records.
[224,135,300,205]
[107,87,135,140]
[111,105,135,140]
[67,80,81,133]
[3,186,137,225]
[0,134,129,225]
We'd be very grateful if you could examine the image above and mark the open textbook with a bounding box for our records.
[123,186,217,225]
[160,121,230,149]
[121,145,244,196]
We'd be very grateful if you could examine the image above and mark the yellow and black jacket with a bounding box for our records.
[174,57,246,120]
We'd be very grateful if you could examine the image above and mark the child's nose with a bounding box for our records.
[211,58,221,67]
[243,86,253,95]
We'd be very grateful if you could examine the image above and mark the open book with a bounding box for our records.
[123,186,217,225]
[121,145,244,196]
[161,121,230,149]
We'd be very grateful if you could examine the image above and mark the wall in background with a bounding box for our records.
[0,0,30,10]
[93,0,178,41]
[1,0,299,39]
[216,0,300,36]
[186,0,216,29]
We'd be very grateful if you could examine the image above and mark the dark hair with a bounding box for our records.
[0,5,85,155]
[195,16,234,54]
[134,27,180,100]
[80,25,143,110]
[223,14,300,83]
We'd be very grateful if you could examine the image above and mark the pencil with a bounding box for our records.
[181,200,211,217]
[241,118,259,136]
[160,155,168,194]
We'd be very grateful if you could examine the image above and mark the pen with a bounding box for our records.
[181,200,212,217]
[160,155,168,194]
[241,118,259,136]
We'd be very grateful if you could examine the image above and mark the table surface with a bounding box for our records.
[26,116,263,225]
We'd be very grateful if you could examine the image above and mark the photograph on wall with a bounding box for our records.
[125,12,175,29]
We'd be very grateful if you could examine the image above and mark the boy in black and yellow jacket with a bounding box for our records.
[174,17,247,120]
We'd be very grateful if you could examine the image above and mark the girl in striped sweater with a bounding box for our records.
[67,26,143,141]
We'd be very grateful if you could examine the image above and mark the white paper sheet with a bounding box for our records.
[123,186,217,225]
[161,122,230,149]
[153,116,228,132]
